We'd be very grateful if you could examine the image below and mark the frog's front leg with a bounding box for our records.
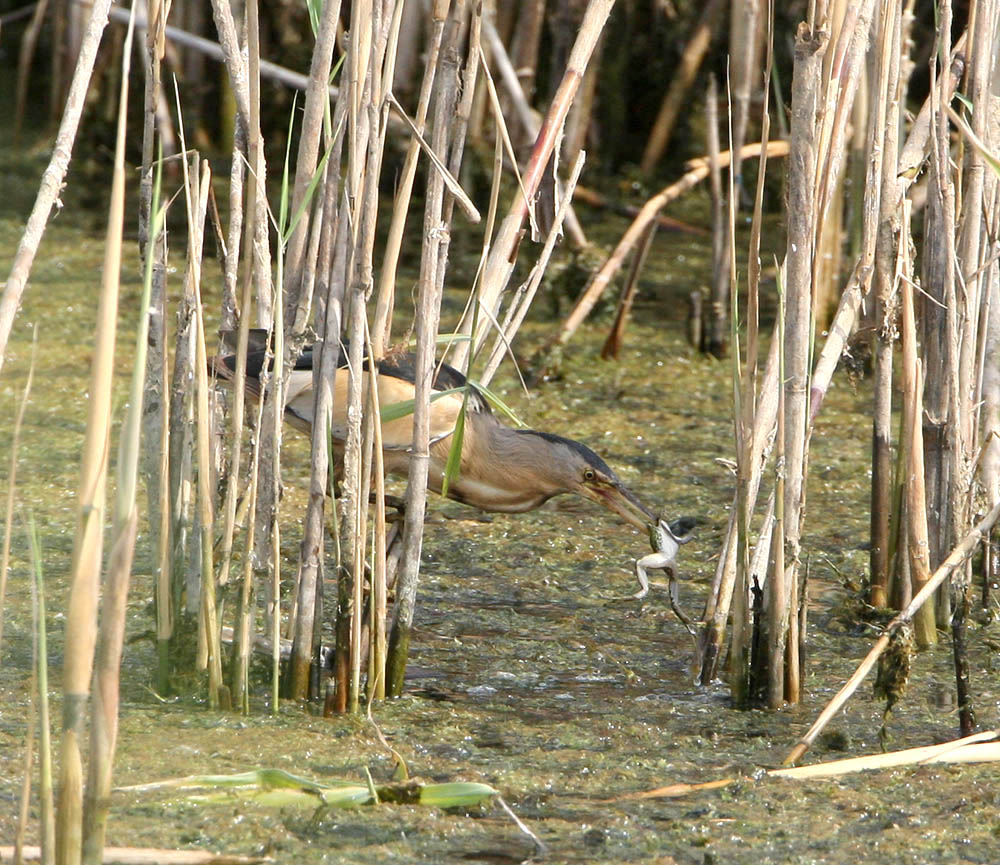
[634,551,675,599]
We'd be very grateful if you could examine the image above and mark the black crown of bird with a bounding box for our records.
[209,330,695,539]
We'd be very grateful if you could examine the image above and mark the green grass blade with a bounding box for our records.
[440,389,469,497]
[379,387,464,423]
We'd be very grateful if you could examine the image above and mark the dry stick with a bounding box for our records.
[545,140,789,360]
[638,0,726,175]
[0,0,113,378]
[784,498,1000,766]
[451,0,615,372]
[0,328,35,665]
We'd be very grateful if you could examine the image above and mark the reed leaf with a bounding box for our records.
[379,387,464,423]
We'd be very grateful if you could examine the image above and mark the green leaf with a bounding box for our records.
[379,387,464,424]
[467,380,526,428]
[440,390,468,497]
[418,782,498,808]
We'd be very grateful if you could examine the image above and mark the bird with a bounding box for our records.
[209,332,666,532]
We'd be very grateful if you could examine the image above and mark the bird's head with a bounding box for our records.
[519,431,657,529]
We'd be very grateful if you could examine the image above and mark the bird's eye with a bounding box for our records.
[583,469,596,481]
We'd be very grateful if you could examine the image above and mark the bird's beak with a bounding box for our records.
[578,479,657,530]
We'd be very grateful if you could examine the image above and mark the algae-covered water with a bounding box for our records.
[1,144,999,864]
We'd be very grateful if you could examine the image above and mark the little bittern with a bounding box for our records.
[210,338,661,530]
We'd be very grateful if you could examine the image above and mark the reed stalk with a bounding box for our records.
[0,327,34,664]
[84,32,160,856]
[452,0,615,371]
[27,517,55,865]
[731,0,764,200]
[869,0,901,613]
[54,4,130,853]
[372,0,447,354]
[387,0,459,698]
[704,73,727,358]
[773,21,826,708]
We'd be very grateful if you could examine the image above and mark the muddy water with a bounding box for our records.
[1,167,999,864]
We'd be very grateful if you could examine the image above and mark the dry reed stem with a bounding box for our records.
[372,0,448,356]
[548,140,789,357]
[784,498,1000,765]
[698,335,779,684]
[774,731,1000,779]
[482,150,586,385]
[283,0,343,336]
[478,17,586,248]
[869,0,903,614]
[27,517,55,865]
[215,0,267,597]
[54,5,129,857]
[809,35,966,425]
[899,202,935,647]
[0,0,113,378]
[452,0,615,371]
[388,0,461,698]
[0,327,35,664]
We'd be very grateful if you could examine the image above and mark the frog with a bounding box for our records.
[634,515,698,633]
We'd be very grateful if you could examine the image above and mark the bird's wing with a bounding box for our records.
[330,366,466,451]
